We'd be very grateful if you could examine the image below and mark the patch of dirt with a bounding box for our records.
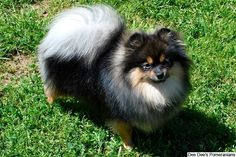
[32,0,49,18]
[0,54,34,87]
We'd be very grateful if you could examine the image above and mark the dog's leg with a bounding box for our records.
[45,86,59,104]
[109,120,133,149]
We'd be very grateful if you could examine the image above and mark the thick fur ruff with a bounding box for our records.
[38,5,191,133]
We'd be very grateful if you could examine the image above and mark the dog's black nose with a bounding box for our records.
[156,72,164,80]
[152,66,166,82]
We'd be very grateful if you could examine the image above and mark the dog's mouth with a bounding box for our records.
[150,73,169,83]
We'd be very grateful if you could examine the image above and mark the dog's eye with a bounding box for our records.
[141,62,152,71]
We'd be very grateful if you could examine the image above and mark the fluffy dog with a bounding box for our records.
[38,5,191,148]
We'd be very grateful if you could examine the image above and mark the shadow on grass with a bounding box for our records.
[58,98,105,127]
[58,99,235,156]
[133,108,236,156]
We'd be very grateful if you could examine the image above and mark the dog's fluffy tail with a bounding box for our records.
[38,5,124,65]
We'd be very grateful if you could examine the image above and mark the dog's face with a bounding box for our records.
[123,28,190,88]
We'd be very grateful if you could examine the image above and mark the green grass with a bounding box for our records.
[0,0,236,156]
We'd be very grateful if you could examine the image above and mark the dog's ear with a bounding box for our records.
[156,27,179,42]
[126,32,145,49]
[157,28,188,61]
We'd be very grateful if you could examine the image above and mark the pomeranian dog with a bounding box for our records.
[38,5,191,149]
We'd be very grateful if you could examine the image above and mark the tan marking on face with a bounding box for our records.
[149,70,156,78]
[159,54,165,63]
[129,68,146,87]
[146,56,154,65]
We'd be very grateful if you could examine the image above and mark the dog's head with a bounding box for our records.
[123,28,191,88]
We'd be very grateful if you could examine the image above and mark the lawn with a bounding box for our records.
[0,0,236,156]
